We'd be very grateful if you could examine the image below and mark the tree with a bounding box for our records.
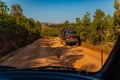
[79,12,91,42]
[91,9,105,44]
[114,0,120,26]
[113,0,120,40]
[76,17,81,25]
[45,23,49,26]
[35,21,42,35]
[94,9,105,20]
[0,0,9,14]
[64,20,69,26]
[10,4,23,24]
[114,0,119,9]
[82,12,91,27]
[27,18,35,31]
[10,4,23,17]
[103,15,115,41]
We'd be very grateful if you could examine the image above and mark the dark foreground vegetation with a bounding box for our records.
[0,0,41,57]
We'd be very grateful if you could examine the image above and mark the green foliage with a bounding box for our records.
[91,9,105,44]
[113,0,120,40]
[42,26,61,37]
[0,0,42,40]
[114,0,120,33]
[0,0,42,56]
[0,0,119,48]
[76,17,81,25]
[81,12,91,42]
[64,20,70,27]
[75,17,82,36]
[0,0,9,14]
[10,4,23,17]
[82,12,91,27]
[41,23,70,37]
[73,9,115,45]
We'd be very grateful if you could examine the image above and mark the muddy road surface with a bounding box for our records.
[0,37,108,72]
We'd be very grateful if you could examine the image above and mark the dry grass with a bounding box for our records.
[81,42,114,54]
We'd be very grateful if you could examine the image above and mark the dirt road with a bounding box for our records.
[0,37,109,72]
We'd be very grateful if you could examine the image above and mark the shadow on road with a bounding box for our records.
[60,54,84,68]
[0,37,85,69]
[80,64,97,72]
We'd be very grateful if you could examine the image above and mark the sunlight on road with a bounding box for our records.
[0,37,109,72]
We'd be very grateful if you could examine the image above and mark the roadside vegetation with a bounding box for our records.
[0,0,120,56]
[42,0,120,54]
[0,0,42,57]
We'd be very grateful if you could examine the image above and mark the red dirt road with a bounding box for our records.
[0,37,109,72]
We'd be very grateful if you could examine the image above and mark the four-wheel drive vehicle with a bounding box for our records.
[60,27,80,45]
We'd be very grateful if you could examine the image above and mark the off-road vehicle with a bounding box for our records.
[60,27,81,46]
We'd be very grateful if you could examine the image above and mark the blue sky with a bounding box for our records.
[3,0,114,23]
